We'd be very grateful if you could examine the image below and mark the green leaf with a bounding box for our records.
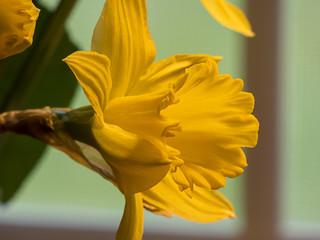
[0,1,78,203]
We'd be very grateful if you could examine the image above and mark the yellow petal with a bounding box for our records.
[105,86,180,144]
[129,54,222,96]
[64,51,175,194]
[63,51,112,119]
[116,193,144,240]
[91,0,156,99]
[142,173,235,223]
[91,115,171,194]
[200,0,254,37]
[162,58,259,190]
[0,0,40,59]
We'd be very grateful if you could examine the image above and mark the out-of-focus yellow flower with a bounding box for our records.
[201,0,254,37]
[63,0,258,239]
[0,0,40,59]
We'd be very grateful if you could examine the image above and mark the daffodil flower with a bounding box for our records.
[201,0,254,37]
[61,0,259,239]
[0,0,39,59]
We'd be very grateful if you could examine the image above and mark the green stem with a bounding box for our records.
[0,0,78,112]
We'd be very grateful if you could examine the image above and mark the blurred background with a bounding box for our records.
[0,0,319,239]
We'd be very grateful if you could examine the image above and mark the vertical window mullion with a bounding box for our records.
[244,0,281,240]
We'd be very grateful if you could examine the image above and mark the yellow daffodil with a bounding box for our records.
[201,0,254,37]
[0,0,39,59]
[61,0,258,239]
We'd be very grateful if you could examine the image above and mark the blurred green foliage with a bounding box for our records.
[0,1,78,203]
